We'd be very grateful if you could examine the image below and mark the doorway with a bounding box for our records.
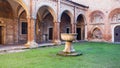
[49,28,53,40]
[66,27,70,33]
[76,14,85,41]
[114,26,120,42]
[76,28,81,40]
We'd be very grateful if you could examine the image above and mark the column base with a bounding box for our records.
[25,41,38,48]
[54,40,61,45]
[57,51,82,56]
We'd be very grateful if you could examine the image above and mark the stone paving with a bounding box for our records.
[0,43,55,54]
[0,44,27,54]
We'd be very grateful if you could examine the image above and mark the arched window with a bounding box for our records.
[90,11,104,23]
[111,13,120,23]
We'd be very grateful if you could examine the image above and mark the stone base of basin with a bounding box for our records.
[58,33,82,56]
[57,51,82,56]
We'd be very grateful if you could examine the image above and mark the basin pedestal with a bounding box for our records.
[57,33,82,56]
[63,41,75,52]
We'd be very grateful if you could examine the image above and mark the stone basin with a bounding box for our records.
[61,33,77,41]
[57,33,82,56]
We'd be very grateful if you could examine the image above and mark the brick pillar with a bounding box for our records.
[53,22,61,45]
[25,17,38,48]
[71,23,77,42]
[71,23,76,33]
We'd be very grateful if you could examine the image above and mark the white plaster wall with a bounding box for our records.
[73,0,120,12]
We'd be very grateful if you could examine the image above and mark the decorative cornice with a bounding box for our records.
[66,0,89,8]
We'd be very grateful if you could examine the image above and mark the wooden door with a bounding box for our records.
[114,26,120,42]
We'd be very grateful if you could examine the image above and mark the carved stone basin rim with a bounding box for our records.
[57,33,82,56]
[61,33,77,41]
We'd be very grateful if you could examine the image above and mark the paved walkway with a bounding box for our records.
[0,44,25,50]
[0,44,26,54]
[0,43,55,54]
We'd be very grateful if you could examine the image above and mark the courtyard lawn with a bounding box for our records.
[0,42,120,68]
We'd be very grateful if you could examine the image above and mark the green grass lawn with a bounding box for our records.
[0,42,120,68]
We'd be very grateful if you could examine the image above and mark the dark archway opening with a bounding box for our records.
[60,12,71,34]
[76,14,85,40]
[36,6,54,43]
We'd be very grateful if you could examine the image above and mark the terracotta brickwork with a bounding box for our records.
[0,0,120,48]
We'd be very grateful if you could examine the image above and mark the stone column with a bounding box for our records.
[71,23,77,42]
[25,17,38,48]
[53,22,61,45]
[71,23,76,33]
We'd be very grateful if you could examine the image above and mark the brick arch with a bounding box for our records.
[36,5,55,21]
[76,14,86,24]
[36,5,56,43]
[91,26,103,34]
[13,0,29,17]
[91,26,103,39]
[35,4,57,22]
[60,10,72,33]
[0,0,14,18]
[60,10,73,24]
[92,28,103,39]
[109,8,120,22]
[18,10,27,19]
[90,10,104,23]
[76,14,86,40]
[17,6,26,17]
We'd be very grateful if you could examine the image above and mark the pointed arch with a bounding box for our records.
[91,27,103,39]
[13,0,29,17]
[0,0,14,19]
[109,8,120,23]
[90,10,104,23]
[76,14,86,24]
[36,5,55,43]
[36,5,57,22]
[60,10,73,24]
[60,10,72,34]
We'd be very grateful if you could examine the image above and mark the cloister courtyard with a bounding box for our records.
[0,42,120,68]
[0,0,120,68]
